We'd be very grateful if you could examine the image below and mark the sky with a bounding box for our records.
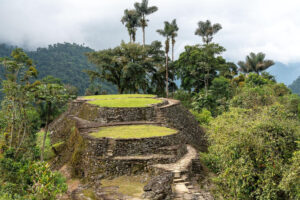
[1,0,300,64]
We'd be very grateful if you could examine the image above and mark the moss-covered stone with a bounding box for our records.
[68,127,86,178]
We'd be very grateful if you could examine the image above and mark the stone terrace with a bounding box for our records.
[49,95,209,199]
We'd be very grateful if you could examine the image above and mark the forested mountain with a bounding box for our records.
[267,62,300,85]
[0,43,117,95]
[289,76,300,95]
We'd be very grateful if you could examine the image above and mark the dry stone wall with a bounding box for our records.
[158,101,207,151]
[49,97,207,179]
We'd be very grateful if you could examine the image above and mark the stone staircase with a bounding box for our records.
[152,145,207,199]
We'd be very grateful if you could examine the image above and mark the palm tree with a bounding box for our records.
[195,20,222,44]
[134,0,158,46]
[121,9,140,43]
[170,19,179,62]
[238,52,274,75]
[157,21,173,98]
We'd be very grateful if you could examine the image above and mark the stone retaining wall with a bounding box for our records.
[76,103,158,123]
[112,133,180,156]
[159,101,207,151]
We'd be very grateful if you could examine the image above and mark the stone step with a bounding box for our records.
[113,154,175,161]
[187,185,194,189]
[173,178,184,183]
[181,174,188,181]
[174,170,181,178]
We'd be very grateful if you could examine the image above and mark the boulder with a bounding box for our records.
[143,172,173,200]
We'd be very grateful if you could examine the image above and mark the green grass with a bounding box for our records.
[83,94,156,100]
[101,175,148,197]
[82,189,97,200]
[87,98,162,108]
[89,125,177,139]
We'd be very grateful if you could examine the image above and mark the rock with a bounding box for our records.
[143,172,173,200]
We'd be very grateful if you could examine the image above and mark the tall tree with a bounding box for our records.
[238,52,274,75]
[195,20,222,44]
[170,19,179,62]
[121,9,141,43]
[134,0,158,46]
[0,48,38,154]
[35,83,70,161]
[85,41,167,95]
[157,21,173,98]
[176,44,227,96]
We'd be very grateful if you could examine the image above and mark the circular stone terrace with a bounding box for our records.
[89,124,178,139]
[81,94,164,108]
[72,94,184,159]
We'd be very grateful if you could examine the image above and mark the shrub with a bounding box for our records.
[204,106,299,199]
[231,85,275,109]
[0,149,67,199]
[279,143,300,199]
[190,109,213,125]
[245,73,270,86]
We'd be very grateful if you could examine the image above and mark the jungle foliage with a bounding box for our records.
[0,49,68,199]
[199,74,300,199]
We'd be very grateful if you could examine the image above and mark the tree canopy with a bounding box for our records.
[85,41,175,95]
[195,20,222,44]
[238,52,275,74]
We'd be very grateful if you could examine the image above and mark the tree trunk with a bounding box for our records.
[142,26,145,47]
[172,40,175,62]
[142,15,145,46]
[166,52,169,98]
[41,103,51,161]
[9,101,16,148]
[204,79,208,97]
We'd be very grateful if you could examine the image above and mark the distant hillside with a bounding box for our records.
[267,62,300,85]
[289,76,300,95]
[0,43,117,95]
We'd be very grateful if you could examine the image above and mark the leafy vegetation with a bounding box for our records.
[86,41,176,95]
[200,74,300,199]
[134,0,158,46]
[89,125,177,139]
[238,52,275,75]
[36,131,55,161]
[0,49,68,199]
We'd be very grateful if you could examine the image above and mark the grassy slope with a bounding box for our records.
[89,125,177,139]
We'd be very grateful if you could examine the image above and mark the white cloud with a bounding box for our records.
[1,0,300,63]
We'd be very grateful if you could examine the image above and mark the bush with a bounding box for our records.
[0,149,67,199]
[245,73,271,86]
[190,109,213,126]
[231,85,275,109]
[204,106,299,199]
[211,76,232,100]
[279,143,300,199]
